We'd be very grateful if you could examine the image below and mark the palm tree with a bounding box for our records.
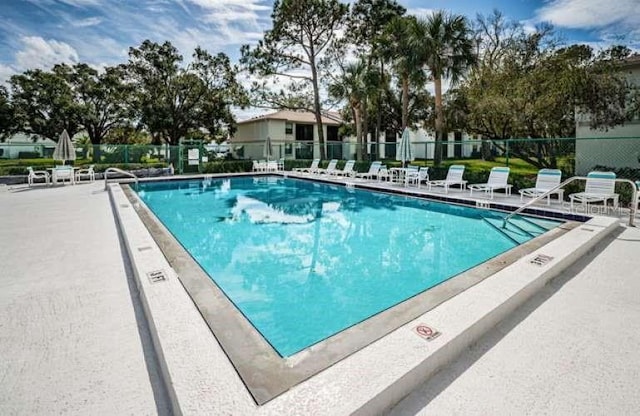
[415,11,476,166]
[379,16,426,131]
[329,59,375,161]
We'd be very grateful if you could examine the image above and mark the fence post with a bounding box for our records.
[124,145,129,164]
[505,140,510,167]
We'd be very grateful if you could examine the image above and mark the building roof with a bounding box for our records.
[620,54,640,68]
[237,110,342,126]
[3,133,56,146]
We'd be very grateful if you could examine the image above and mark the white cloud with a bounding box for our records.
[536,0,638,29]
[14,36,79,70]
[406,8,436,19]
[0,64,16,85]
[186,0,271,26]
[57,0,101,7]
[71,17,102,27]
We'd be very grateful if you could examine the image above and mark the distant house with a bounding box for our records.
[575,55,640,174]
[231,110,343,160]
[0,133,57,159]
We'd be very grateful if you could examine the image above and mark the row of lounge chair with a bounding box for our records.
[27,165,96,187]
[252,159,284,172]
[290,159,629,209]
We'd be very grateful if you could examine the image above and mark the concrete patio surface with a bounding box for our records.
[0,182,171,416]
[390,224,640,415]
[1,176,639,415]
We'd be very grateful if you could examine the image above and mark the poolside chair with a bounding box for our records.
[405,166,429,188]
[52,165,74,185]
[519,169,563,205]
[428,165,467,193]
[252,160,266,172]
[27,167,50,187]
[317,159,338,175]
[277,158,285,171]
[377,165,391,182]
[75,164,95,183]
[469,167,512,199]
[293,159,320,174]
[569,171,619,211]
[332,160,356,177]
[266,161,278,172]
[355,161,382,180]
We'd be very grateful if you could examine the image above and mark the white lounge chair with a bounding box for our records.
[428,165,467,193]
[27,167,50,186]
[266,160,278,172]
[293,159,320,174]
[469,167,512,199]
[377,165,391,182]
[405,166,429,188]
[52,165,74,185]
[332,160,356,177]
[519,168,563,205]
[570,171,619,211]
[317,159,338,175]
[252,160,266,172]
[355,161,382,180]
[75,164,95,182]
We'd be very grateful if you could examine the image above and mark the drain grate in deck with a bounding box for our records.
[147,269,167,283]
[530,254,554,266]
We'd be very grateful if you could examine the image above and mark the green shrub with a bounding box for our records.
[18,151,41,159]
[202,160,253,173]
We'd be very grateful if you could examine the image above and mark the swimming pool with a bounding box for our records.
[136,176,560,357]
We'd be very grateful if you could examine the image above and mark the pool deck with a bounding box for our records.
[1,175,639,415]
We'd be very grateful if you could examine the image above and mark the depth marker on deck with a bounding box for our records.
[414,324,441,341]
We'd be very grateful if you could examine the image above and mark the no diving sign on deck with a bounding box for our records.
[414,324,441,341]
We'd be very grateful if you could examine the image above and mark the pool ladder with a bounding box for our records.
[104,167,139,191]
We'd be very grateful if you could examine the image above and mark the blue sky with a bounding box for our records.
[1,0,639,118]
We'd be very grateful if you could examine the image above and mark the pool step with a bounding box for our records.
[481,217,530,245]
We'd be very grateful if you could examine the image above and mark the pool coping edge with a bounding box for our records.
[109,179,620,415]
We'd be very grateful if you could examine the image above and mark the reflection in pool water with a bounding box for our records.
[136,176,559,356]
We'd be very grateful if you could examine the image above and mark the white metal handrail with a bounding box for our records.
[104,167,139,191]
[504,176,637,227]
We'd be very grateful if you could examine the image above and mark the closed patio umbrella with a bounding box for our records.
[53,129,76,165]
[396,127,414,168]
[263,136,273,162]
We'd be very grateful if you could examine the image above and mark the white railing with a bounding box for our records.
[104,167,139,191]
[503,176,637,227]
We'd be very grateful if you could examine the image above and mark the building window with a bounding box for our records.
[285,122,293,135]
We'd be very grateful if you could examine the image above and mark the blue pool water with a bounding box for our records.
[136,176,559,357]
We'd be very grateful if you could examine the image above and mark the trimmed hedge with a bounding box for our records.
[202,160,253,173]
[18,151,41,159]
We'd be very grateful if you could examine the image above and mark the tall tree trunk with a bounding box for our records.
[376,60,383,156]
[353,104,362,161]
[310,56,326,160]
[362,98,369,160]
[434,76,444,166]
[401,74,409,130]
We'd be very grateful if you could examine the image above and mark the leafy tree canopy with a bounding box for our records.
[127,40,244,146]
[451,11,635,168]
[10,67,82,141]
[241,0,348,158]
[0,86,14,140]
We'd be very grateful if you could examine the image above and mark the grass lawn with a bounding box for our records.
[382,157,541,176]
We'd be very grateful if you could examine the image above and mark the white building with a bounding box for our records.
[231,110,343,160]
[0,133,57,159]
[575,55,640,174]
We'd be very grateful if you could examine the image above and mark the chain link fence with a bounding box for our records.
[2,136,639,181]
